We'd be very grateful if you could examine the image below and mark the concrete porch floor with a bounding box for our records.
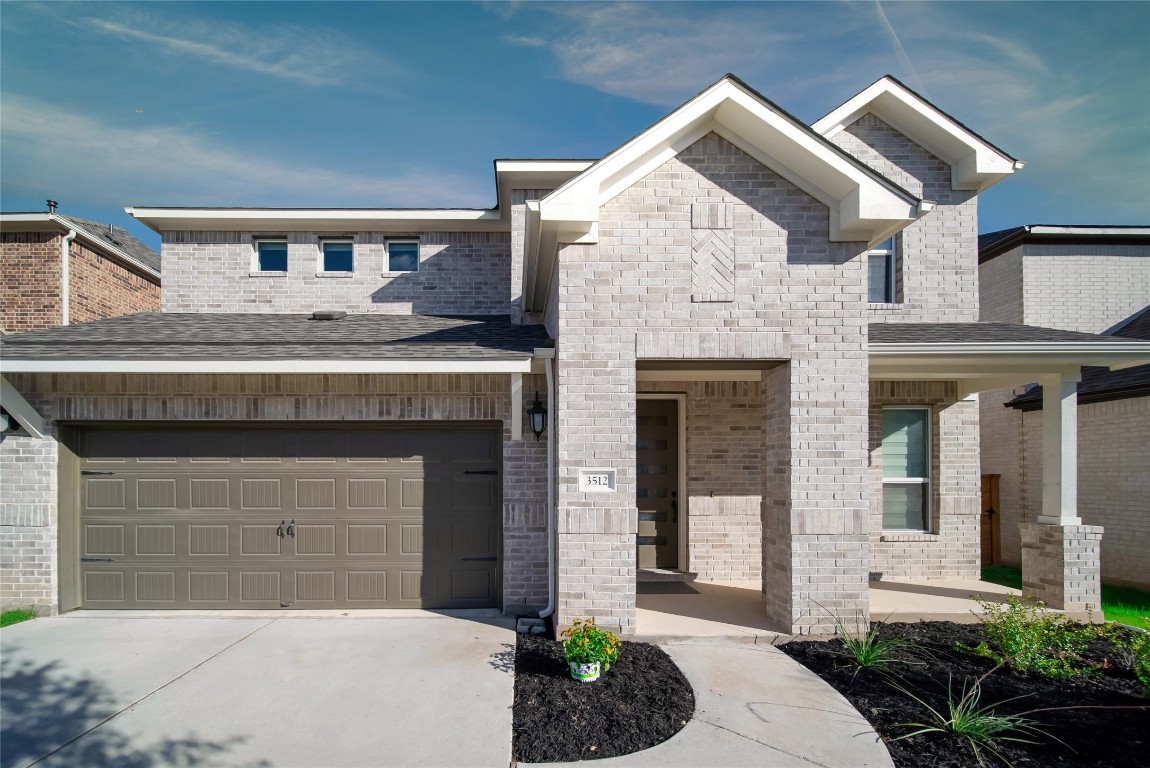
[635,578,1022,640]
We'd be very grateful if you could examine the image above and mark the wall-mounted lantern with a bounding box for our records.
[526,392,548,441]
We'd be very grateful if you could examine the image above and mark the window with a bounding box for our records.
[256,240,287,272]
[868,237,897,303]
[387,240,419,273]
[881,407,930,530]
[321,240,353,273]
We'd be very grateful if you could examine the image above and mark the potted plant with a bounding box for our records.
[562,618,621,682]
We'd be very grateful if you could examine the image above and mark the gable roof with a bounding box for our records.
[0,212,161,279]
[813,76,1022,193]
[523,74,928,311]
[978,225,1150,264]
[1005,305,1150,410]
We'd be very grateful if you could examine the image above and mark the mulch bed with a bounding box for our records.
[512,633,695,763]
[779,621,1149,768]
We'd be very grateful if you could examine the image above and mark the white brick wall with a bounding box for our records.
[161,230,511,315]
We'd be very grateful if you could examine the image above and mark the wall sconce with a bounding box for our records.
[526,391,548,441]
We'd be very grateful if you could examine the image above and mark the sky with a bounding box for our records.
[2,1,1147,252]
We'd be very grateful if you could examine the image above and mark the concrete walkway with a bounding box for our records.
[1,613,515,768]
[531,639,893,768]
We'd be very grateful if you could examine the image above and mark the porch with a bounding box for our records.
[634,577,1022,640]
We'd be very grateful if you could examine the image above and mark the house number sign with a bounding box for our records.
[578,468,617,493]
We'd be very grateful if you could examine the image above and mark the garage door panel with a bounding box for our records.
[77,426,501,610]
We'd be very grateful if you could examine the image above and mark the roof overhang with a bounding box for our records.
[125,207,507,234]
[0,358,537,375]
[0,213,161,281]
[523,76,924,311]
[870,340,1150,396]
[813,76,1022,193]
[493,160,594,222]
[979,225,1150,263]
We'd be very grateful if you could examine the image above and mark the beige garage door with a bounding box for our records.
[76,425,501,609]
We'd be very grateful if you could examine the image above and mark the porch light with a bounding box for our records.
[527,392,548,441]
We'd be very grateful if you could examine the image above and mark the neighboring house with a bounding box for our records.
[3,76,1149,633]
[0,206,161,334]
[979,226,1150,589]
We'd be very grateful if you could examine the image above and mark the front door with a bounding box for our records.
[636,399,679,569]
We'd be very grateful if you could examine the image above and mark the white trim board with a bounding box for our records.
[0,359,534,374]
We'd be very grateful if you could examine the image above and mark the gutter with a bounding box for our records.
[534,347,557,621]
[60,227,77,325]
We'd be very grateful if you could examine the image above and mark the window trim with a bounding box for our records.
[880,405,932,532]
[867,237,898,304]
[319,238,355,274]
[384,239,420,274]
[253,238,288,274]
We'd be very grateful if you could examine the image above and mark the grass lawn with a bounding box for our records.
[0,608,37,627]
[982,566,1150,626]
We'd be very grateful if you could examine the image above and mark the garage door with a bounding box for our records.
[75,426,501,609]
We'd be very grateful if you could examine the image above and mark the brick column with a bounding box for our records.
[1019,523,1103,615]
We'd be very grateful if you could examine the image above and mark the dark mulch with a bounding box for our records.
[780,621,1149,768]
[512,633,695,763]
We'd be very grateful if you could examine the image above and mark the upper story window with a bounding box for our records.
[867,237,898,304]
[386,240,419,273]
[881,407,931,531]
[321,240,354,273]
[255,240,288,272]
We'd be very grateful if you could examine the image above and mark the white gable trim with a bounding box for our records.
[812,77,1022,193]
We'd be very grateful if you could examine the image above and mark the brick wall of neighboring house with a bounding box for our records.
[869,381,981,581]
[555,133,871,635]
[829,114,979,323]
[979,242,1150,583]
[638,380,763,582]
[68,237,159,324]
[0,373,550,616]
[1,232,62,332]
[160,231,511,315]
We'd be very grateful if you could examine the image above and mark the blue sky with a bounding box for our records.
[2,1,1147,252]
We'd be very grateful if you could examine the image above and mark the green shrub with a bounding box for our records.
[0,608,37,627]
[1100,618,1150,695]
[963,596,1101,679]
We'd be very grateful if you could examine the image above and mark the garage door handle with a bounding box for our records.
[462,556,497,562]
[464,470,498,475]
[286,520,296,538]
[276,520,286,538]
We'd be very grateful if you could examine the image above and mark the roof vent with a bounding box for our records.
[311,311,348,321]
[47,199,58,214]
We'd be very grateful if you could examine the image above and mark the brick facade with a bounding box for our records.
[1,232,63,332]
[1,230,159,333]
[160,230,510,315]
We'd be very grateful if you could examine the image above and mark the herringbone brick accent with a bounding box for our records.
[691,229,735,297]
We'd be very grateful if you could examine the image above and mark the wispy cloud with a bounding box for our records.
[0,95,490,209]
[67,6,404,91]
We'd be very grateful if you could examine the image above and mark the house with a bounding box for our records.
[0,205,161,333]
[3,76,1149,633]
[979,226,1150,589]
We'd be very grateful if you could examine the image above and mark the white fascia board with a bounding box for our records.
[870,342,1150,378]
[1,359,534,375]
[870,341,1150,357]
[0,375,47,439]
[0,213,56,230]
[125,208,506,234]
[494,161,595,221]
[813,79,1018,193]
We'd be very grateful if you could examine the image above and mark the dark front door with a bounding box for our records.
[636,399,679,569]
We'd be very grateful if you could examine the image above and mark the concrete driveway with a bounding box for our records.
[1,613,516,768]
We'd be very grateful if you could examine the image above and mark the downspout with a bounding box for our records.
[538,350,556,620]
[59,225,77,325]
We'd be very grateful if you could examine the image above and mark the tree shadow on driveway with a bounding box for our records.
[1,655,269,768]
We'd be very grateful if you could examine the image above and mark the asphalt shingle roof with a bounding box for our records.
[0,313,551,360]
[868,322,1143,345]
[58,215,161,273]
[1006,305,1150,410]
